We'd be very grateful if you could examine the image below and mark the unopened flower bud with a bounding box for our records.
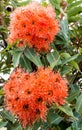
[6,5,14,12]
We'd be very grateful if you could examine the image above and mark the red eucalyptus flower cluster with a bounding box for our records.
[8,2,59,51]
[4,67,68,127]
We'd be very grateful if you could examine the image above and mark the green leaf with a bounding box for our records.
[58,19,70,42]
[47,51,61,69]
[17,0,31,6]
[32,121,41,130]
[67,90,80,102]
[0,121,8,128]
[24,48,42,67]
[10,123,22,130]
[47,110,63,125]
[13,52,21,67]
[68,15,81,22]
[49,0,61,6]
[41,55,49,67]
[67,1,82,9]
[61,52,77,60]
[70,61,80,71]
[66,127,72,130]
[6,52,12,65]
[1,111,15,123]
[68,6,82,17]
[42,122,49,130]
[75,94,82,114]
[11,48,23,67]
[58,104,74,117]
[61,53,79,69]
[61,66,71,75]
[0,89,4,95]
[61,53,80,71]
[49,0,61,14]
[68,0,75,3]
[79,47,82,54]
[19,55,32,72]
[72,121,79,130]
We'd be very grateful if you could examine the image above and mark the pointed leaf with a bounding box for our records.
[13,52,21,67]
[17,0,31,6]
[24,48,42,67]
[58,104,74,117]
[47,51,61,69]
[67,1,82,9]
[11,123,22,130]
[11,48,23,67]
[61,53,79,68]
[75,94,82,114]
[68,15,81,22]
[68,6,82,17]
[68,0,74,3]
[32,121,41,130]
[47,110,63,125]
[66,127,72,130]
[19,55,32,72]
[72,122,79,130]
[1,111,15,123]
[61,66,71,75]
[70,61,80,71]
[0,89,4,95]
[67,90,80,102]
[58,20,70,42]
[0,121,8,128]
